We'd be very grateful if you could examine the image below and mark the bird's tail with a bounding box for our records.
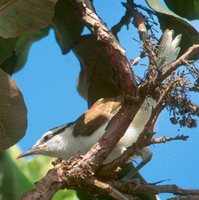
[156,29,182,72]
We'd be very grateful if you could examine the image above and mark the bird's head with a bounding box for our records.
[17,123,74,159]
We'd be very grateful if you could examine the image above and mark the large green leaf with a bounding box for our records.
[146,0,199,60]
[164,0,199,20]
[0,146,76,200]
[0,149,32,200]
[16,147,77,200]
[52,0,83,54]
[0,0,57,38]
[0,69,27,151]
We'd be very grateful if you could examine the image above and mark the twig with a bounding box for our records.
[111,181,199,196]
[22,156,199,200]
[151,135,189,144]
[127,4,158,71]
[168,196,199,200]
[98,144,137,177]
[111,2,132,37]
[85,177,129,200]
[137,77,180,142]
[99,133,189,176]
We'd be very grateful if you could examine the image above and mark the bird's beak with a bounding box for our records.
[17,143,46,159]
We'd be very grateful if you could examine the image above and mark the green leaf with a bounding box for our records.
[164,0,199,20]
[0,28,49,75]
[53,189,77,200]
[0,148,32,200]
[0,69,27,151]
[12,146,77,199]
[52,0,83,54]
[146,0,199,60]
[0,0,57,38]
[0,37,16,65]
[1,146,77,199]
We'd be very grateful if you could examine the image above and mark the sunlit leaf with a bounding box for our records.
[0,149,32,200]
[0,0,57,38]
[0,69,27,151]
[9,146,77,200]
[0,146,76,200]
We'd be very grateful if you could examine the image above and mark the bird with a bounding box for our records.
[17,29,182,173]
[17,96,155,166]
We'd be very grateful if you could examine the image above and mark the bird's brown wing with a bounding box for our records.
[73,97,123,136]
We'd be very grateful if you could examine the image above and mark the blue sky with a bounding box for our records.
[12,1,199,199]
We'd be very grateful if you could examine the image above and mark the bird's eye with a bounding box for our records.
[43,134,53,142]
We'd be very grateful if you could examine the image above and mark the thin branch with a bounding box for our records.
[151,135,189,144]
[99,133,189,177]
[111,181,199,196]
[85,177,129,200]
[111,2,132,36]
[127,4,158,71]
[137,77,180,142]
[168,196,199,200]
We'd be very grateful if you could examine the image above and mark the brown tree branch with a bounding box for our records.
[111,2,132,36]
[21,160,128,200]
[72,0,137,93]
[168,196,199,200]
[22,157,199,200]
[111,181,199,196]
[127,4,158,73]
